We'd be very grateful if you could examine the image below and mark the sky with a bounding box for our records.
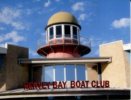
[0,0,130,58]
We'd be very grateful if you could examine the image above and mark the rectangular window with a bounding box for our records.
[66,64,75,81]
[64,25,71,38]
[56,26,62,38]
[43,66,54,82]
[0,54,4,68]
[49,27,53,39]
[73,26,77,39]
[55,65,64,81]
[76,64,85,80]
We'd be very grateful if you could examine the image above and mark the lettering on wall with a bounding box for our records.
[24,80,110,90]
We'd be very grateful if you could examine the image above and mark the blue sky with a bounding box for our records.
[0,0,130,58]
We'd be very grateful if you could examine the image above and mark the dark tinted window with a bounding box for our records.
[0,54,4,67]
[64,25,71,38]
[56,26,62,38]
[49,27,53,39]
[73,26,77,39]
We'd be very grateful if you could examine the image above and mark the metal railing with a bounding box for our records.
[37,35,91,49]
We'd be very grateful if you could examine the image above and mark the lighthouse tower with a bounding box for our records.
[37,12,91,58]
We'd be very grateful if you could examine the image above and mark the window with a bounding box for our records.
[64,25,71,38]
[42,66,54,82]
[49,27,53,39]
[56,26,62,38]
[0,54,4,68]
[42,64,86,82]
[55,65,64,81]
[76,64,85,80]
[73,26,77,39]
[66,64,75,81]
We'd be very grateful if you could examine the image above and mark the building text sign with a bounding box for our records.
[24,80,110,90]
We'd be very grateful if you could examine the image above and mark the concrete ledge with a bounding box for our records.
[0,88,130,99]
[18,57,112,65]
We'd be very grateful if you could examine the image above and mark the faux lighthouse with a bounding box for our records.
[37,12,91,58]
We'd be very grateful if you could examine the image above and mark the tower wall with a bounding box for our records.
[5,45,29,90]
[0,44,29,92]
[100,40,130,88]
[47,52,80,58]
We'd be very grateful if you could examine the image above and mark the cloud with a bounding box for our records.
[0,7,25,30]
[44,0,51,7]
[112,18,130,28]
[0,31,25,43]
[72,2,85,11]
[80,36,91,48]
[79,13,87,21]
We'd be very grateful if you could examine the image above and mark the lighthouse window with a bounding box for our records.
[76,64,85,80]
[56,26,62,38]
[49,27,54,39]
[64,25,71,38]
[73,26,77,39]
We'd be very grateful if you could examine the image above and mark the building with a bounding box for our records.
[0,12,130,100]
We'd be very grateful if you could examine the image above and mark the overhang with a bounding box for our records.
[18,57,111,65]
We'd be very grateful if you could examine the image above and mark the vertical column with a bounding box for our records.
[64,64,66,81]
[98,63,102,80]
[53,25,56,40]
[62,24,64,39]
[75,65,77,81]
[71,25,73,40]
[53,65,55,81]
[47,28,49,44]
[85,64,88,80]
[77,27,80,44]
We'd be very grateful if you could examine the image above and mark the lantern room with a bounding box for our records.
[37,11,91,58]
[45,12,81,44]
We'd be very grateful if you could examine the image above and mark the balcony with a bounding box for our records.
[37,35,91,50]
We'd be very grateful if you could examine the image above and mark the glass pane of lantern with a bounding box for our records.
[73,26,77,39]
[64,25,71,38]
[50,27,54,39]
[56,26,62,38]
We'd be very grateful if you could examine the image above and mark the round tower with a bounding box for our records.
[37,11,91,58]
